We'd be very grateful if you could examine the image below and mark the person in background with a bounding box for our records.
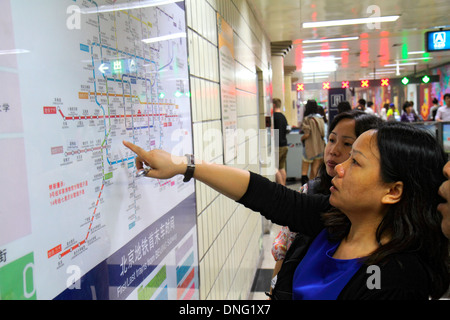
[122,121,450,300]
[436,93,450,122]
[365,101,375,115]
[386,103,399,121]
[317,104,328,124]
[356,98,366,111]
[400,101,418,123]
[300,100,325,185]
[269,110,383,299]
[380,103,389,121]
[409,101,422,121]
[337,101,351,114]
[273,98,289,186]
[430,98,440,121]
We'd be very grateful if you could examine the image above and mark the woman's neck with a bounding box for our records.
[333,219,389,260]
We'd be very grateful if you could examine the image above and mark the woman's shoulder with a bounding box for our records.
[339,252,431,300]
[379,252,428,277]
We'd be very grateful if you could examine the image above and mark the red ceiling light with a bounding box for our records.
[381,78,389,87]
[322,82,330,90]
[341,81,350,89]
[361,80,369,88]
[296,83,305,91]
[360,34,369,68]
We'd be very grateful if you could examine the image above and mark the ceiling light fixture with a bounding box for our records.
[303,16,400,28]
[303,75,330,80]
[384,62,418,67]
[303,48,349,54]
[304,56,342,61]
[400,57,433,61]
[407,51,425,55]
[369,71,397,75]
[302,58,337,73]
[302,72,331,76]
[373,68,404,72]
[302,36,359,44]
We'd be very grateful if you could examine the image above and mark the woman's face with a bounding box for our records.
[324,118,357,177]
[329,130,391,215]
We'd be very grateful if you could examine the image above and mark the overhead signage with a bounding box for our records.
[425,29,450,52]
[294,75,440,91]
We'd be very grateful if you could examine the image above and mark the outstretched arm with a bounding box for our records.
[122,141,250,201]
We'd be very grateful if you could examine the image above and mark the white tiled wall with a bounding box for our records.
[185,0,273,299]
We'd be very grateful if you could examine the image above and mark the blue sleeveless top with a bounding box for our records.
[292,230,362,300]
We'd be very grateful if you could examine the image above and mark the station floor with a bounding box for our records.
[248,179,302,300]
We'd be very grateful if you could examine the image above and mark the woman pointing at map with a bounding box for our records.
[122,121,450,300]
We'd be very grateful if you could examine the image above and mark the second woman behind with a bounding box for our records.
[300,100,326,184]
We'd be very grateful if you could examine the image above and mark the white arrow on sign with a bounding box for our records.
[99,63,109,74]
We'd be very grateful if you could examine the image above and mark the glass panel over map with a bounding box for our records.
[0,0,197,300]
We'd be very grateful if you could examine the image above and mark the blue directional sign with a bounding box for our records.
[426,29,450,52]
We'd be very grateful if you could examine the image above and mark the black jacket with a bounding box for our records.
[238,172,431,300]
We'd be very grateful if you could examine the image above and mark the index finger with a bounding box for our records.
[123,140,148,170]
[123,140,145,156]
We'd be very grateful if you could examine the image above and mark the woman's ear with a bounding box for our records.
[381,181,404,204]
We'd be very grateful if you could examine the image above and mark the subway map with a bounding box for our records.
[0,0,198,300]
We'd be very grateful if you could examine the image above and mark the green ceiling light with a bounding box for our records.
[422,75,431,84]
[401,77,410,85]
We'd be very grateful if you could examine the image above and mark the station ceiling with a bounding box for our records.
[248,0,450,84]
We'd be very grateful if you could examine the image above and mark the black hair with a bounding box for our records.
[303,100,318,117]
[337,101,351,113]
[323,122,449,299]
